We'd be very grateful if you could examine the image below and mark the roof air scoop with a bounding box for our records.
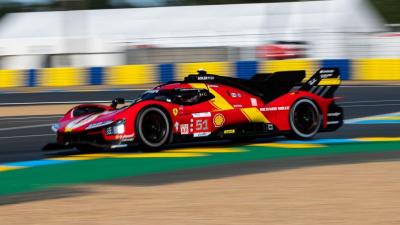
[197,68,207,75]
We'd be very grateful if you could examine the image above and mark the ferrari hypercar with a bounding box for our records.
[44,68,343,151]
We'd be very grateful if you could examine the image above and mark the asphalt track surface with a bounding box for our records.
[0,85,399,164]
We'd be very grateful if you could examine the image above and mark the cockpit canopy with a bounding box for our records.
[139,88,214,105]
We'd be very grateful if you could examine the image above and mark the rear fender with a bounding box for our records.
[265,91,334,131]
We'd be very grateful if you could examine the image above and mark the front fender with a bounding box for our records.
[122,100,179,138]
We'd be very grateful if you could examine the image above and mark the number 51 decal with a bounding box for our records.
[195,119,209,131]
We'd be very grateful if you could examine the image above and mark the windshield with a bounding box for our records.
[140,90,172,102]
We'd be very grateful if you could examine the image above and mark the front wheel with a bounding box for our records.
[285,99,321,140]
[135,106,171,150]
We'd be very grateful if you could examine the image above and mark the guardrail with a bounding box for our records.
[1,58,399,88]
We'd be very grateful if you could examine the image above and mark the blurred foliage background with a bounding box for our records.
[0,0,399,24]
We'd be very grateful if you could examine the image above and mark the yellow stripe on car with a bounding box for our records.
[190,83,234,111]
[318,78,341,86]
[240,108,270,123]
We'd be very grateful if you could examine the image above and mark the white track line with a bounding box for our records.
[0,115,62,121]
[340,100,400,104]
[0,124,53,132]
[345,111,400,124]
[0,99,136,106]
[0,100,110,106]
[342,103,400,108]
[0,133,55,139]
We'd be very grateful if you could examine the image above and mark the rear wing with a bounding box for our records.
[300,68,341,98]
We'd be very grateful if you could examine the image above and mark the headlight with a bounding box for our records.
[105,119,125,135]
[51,123,59,133]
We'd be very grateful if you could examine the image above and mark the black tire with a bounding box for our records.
[135,106,171,150]
[285,99,321,140]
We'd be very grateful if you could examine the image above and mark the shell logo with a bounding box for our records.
[213,113,225,127]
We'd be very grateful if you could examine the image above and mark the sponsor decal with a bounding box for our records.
[229,92,241,98]
[122,134,134,138]
[172,108,179,116]
[260,106,290,112]
[320,69,335,74]
[180,124,189,135]
[320,69,335,78]
[251,98,258,106]
[223,129,235,134]
[193,132,211,137]
[213,113,225,127]
[192,112,212,118]
[174,122,179,132]
[121,134,135,142]
[144,89,159,94]
[267,124,274,131]
[121,138,134,142]
[308,78,318,85]
[233,104,243,108]
[197,76,215,81]
[85,120,113,130]
[320,74,333,78]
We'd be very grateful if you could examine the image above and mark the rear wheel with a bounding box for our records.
[286,99,321,140]
[135,107,171,150]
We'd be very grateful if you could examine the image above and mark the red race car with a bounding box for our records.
[44,68,343,152]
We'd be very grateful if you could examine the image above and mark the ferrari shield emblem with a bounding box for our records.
[173,108,179,116]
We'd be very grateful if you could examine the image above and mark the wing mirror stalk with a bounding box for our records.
[111,97,125,108]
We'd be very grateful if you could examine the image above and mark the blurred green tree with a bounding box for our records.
[369,0,400,24]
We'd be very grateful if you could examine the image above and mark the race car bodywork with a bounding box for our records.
[44,68,343,151]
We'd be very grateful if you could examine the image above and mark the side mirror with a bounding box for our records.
[111,97,125,108]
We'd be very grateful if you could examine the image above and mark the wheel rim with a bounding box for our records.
[141,111,167,144]
[294,103,318,134]
[290,99,320,138]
